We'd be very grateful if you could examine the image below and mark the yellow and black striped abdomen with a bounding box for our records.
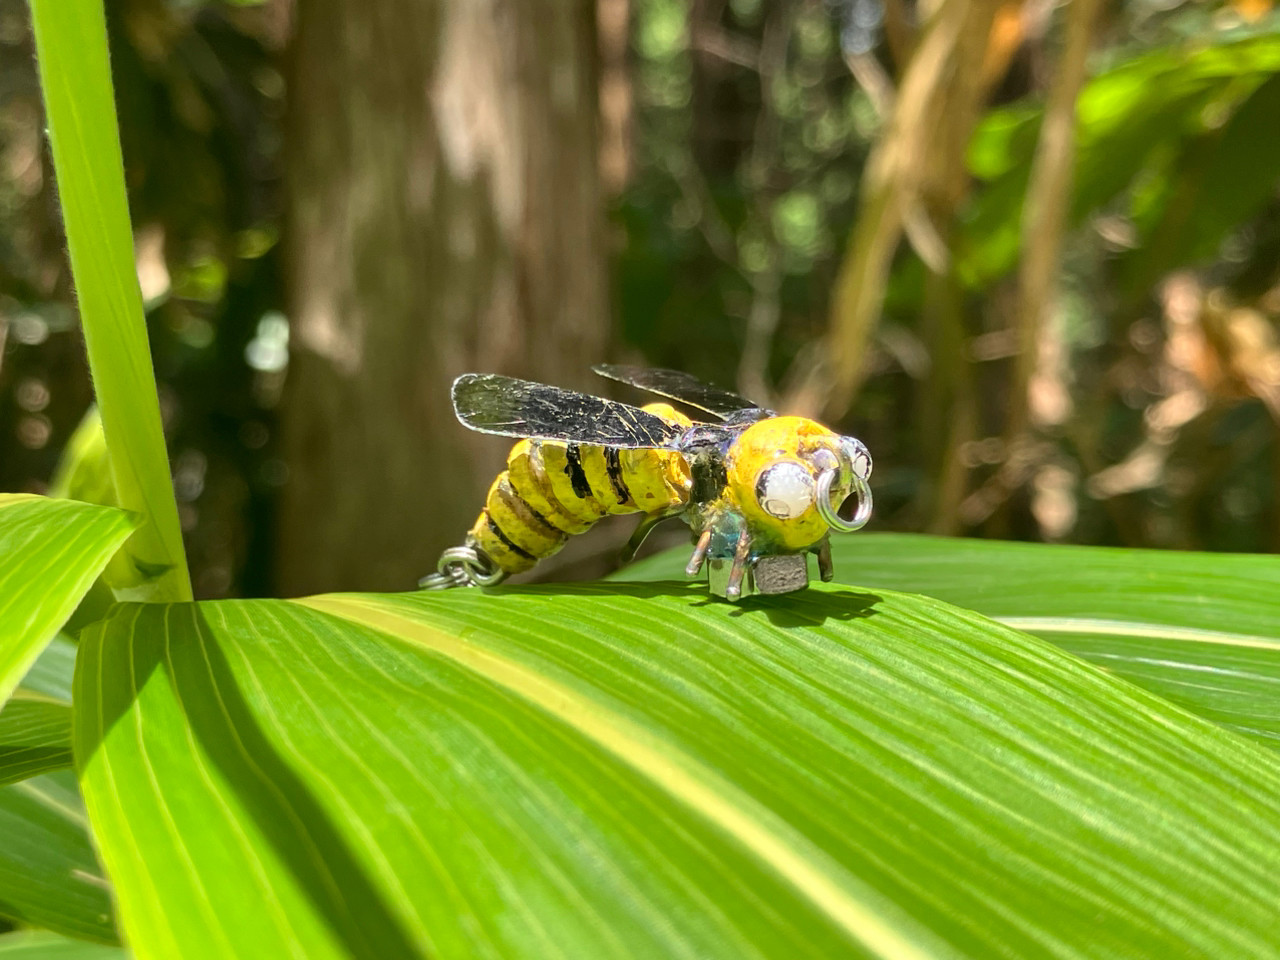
[468,403,693,574]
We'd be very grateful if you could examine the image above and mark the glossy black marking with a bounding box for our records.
[680,422,742,505]
[563,444,594,500]
[593,364,772,421]
[603,447,632,504]
[690,452,729,505]
[453,374,685,448]
[486,514,536,561]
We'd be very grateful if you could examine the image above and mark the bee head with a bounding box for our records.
[723,417,873,551]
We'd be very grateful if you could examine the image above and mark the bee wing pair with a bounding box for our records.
[453,364,766,448]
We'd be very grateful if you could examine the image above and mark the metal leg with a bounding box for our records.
[620,512,672,565]
[724,532,752,602]
[685,529,712,576]
[816,537,834,582]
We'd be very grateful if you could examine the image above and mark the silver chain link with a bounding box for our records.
[418,545,507,590]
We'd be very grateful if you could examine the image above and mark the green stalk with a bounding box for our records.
[29,0,191,601]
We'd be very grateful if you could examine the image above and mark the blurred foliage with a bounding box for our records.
[617,0,870,401]
[0,0,285,596]
[618,0,1280,554]
[3,0,1280,595]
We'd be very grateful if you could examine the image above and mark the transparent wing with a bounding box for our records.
[452,374,687,449]
[592,364,769,421]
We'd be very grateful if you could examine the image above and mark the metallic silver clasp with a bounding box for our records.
[418,545,507,590]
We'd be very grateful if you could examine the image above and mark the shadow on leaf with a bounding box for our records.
[469,577,883,628]
[80,603,423,960]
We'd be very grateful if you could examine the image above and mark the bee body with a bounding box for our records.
[469,402,694,575]
[434,366,873,600]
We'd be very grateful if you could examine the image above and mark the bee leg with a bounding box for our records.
[724,532,752,602]
[685,529,712,576]
[620,512,674,565]
[815,537,834,582]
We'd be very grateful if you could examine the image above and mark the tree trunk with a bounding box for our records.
[278,0,608,595]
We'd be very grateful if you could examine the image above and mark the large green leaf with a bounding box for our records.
[29,0,191,602]
[0,930,124,958]
[622,533,1280,747]
[0,495,135,707]
[0,771,117,944]
[76,586,1280,959]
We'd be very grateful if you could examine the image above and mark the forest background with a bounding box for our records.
[2,0,1279,599]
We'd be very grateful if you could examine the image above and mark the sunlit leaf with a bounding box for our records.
[0,495,135,707]
[622,533,1280,747]
[76,585,1280,959]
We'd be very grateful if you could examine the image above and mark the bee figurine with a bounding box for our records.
[419,365,873,601]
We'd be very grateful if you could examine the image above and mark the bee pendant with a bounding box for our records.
[423,365,872,602]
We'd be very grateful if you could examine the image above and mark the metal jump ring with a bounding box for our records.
[815,467,872,533]
[418,545,507,590]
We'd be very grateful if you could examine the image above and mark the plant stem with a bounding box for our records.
[30,0,191,601]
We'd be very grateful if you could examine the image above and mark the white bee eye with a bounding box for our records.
[755,461,815,520]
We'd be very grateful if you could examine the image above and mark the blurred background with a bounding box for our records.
[2,0,1280,598]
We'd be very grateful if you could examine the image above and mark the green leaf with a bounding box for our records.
[0,695,73,786]
[0,638,117,943]
[1118,71,1280,295]
[0,771,118,944]
[957,32,1280,288]
[29,0,191,602]
[622,533,1280,747]
[17,637,78,705]
[3,630,75,785]
[0,495,136,707]
[76,587,1280,958]
[47,408,115,508]
[46,409,143,607]
[0,930,124,958]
